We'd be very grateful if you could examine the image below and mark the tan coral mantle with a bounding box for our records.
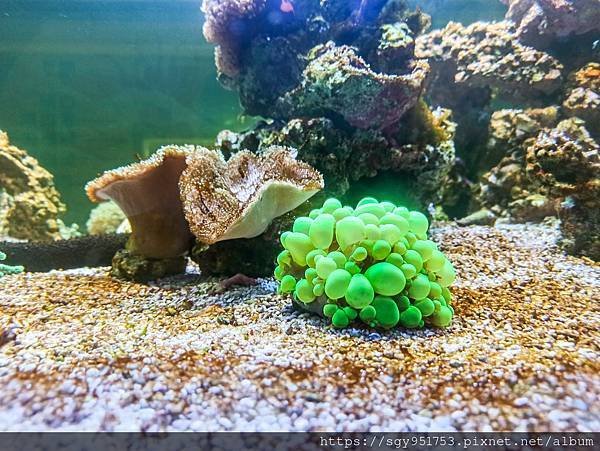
[180,146,324,245]
[86,146,196,259]
[86,145,324,257]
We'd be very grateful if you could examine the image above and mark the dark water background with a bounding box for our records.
[0,0,505,226]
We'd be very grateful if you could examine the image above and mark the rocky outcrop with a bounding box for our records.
[562,63,600,139]
[501,0,600,48]
[201,0,431,129]
[484,106,559,169]
[0,131,66,241]
[414,20,565,177]
[415,21,563,104]
[474,115,599,259]
[215,101,459,210]
[274,42,429,130]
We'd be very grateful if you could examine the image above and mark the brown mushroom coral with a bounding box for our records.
[85,146,196,259]
[180,146,324,245]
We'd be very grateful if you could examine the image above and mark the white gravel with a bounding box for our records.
[0,223,598,432]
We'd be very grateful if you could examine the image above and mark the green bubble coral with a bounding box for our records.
[345,274,374,309]
[276,197,457,330]
[400,305,422,328]
[371,296,400,329]
[364,262,406,296]
[309,213,335,249]
[408,273,431,300]
[324,268,352,299]
[0,251,24,278]
[335,216,366,250]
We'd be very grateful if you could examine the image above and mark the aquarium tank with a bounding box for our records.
[0,0,598,442]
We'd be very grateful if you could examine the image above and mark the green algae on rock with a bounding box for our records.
[0,250,23,278]
[275,197,456,330]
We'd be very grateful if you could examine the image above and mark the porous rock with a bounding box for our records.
[475,116,600,259]
[202,0,431,129]
[562,63,600,139]
[415,21,564,103]
[0,131,67,241]
[501,0,600,48]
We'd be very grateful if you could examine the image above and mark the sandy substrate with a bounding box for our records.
[0,222,598,432]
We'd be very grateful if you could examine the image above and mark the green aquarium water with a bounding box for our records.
[0,0,249,225]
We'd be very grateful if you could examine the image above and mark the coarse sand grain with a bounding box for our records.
[0,222,598,432]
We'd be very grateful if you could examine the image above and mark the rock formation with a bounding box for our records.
[0,131,67,241]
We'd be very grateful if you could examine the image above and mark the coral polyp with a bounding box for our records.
[275,198,456,329]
